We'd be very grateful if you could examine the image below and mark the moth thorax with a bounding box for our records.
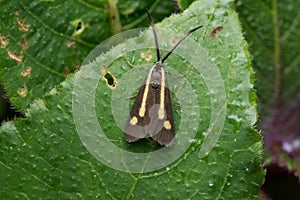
[150,67,162,89]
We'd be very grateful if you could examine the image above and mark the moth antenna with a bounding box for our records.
[146,10,161,61]
[161,25,203,63]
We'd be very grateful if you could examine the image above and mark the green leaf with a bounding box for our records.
[236,0,300,176]
[0,0,173,112]
[0,0,263,199]
[0,0,109,112]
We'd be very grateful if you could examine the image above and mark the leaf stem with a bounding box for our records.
[107,0,122,34]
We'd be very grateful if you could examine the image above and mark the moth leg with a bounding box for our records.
[146,138,156,146]
[171,95,180,106]
[126,93,138,100]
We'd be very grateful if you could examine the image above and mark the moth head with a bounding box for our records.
[150,69,162,89]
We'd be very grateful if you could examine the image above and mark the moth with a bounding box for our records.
[124,11,202,146]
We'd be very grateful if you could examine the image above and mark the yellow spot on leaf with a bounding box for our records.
[21,67,31,77]
[67,39,76,48]
[141,51,153,62]
[7,50,23,64]
[74,61,80,69]
[62,67,70,77]
[17,19,30,32]
[0,34,8,48]
[17,85,28,97]
[169,36,181,46]
[21,36,28,50]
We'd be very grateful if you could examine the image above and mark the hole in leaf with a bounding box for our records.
[76,21,82,31]
[104,72,117,89]
[72,19,85,36]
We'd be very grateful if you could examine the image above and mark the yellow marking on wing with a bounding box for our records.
[158,68,165,119]
[130,116,138,125]
[139,65,155,117]
[164,120,172,130]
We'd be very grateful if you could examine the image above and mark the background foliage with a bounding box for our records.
[1,0,298,199]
